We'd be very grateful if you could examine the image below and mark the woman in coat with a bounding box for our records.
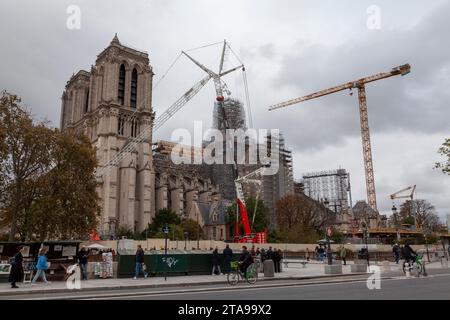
[32,248,50,285]
[9,246,25,289]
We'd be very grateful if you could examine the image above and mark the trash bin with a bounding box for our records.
[263,259,275,278]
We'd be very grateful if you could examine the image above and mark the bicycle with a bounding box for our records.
[227,261,258,285]
[402,254,423,276]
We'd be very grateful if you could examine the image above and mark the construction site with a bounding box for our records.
[59,35,448,244]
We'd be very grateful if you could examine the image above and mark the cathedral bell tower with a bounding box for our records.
[60,34,156,236]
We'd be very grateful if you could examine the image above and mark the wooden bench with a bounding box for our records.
[283,260,309,268]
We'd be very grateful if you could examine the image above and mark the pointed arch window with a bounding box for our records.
[84,89,90,113]
[118,115,125,136]
[131,117,139,138]
[118,64,125,105]
[130,68,138,108]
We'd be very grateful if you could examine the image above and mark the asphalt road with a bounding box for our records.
[4,269,450,300]
[107,274,450,300]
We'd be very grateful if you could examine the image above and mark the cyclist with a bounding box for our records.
[238,246,254,277]
[403,243,417,266]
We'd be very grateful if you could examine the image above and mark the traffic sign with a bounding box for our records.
[326,227,333,238]
[163,224,170,235]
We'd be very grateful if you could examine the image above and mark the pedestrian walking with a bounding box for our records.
[9,246,25,289]
[32,248,50,285]
[340,245,347,266]
[266,247,273,261]
[77,246,89,280]
[318,246,325,262]
[260,248,267,262]
[133,245,148,280]
[212,247,221,275]
[223,244,233,274]
[392,243,400,264]
[277,249,283,272]
[305,248,310,261]
[273,248,281,273]
[314,246,319,261]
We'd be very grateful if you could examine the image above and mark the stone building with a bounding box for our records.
[60,36,226,238]
[60,35,295,238]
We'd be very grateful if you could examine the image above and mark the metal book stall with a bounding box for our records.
[0,241,81,282]
[84,243,115,279]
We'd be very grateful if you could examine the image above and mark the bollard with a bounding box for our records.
[404,263,410,278]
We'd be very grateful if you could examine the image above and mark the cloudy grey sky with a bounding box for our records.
[0,0,449,219]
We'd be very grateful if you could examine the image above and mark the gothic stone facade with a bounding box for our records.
[60,36,224,238]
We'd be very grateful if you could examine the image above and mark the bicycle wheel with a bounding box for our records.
[414,262,423,275]
[246,263,258,284]
[227,271,239,285]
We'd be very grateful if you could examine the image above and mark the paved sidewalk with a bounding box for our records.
[0,260,446,297]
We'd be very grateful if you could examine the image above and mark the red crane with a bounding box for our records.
[234,167,267,244]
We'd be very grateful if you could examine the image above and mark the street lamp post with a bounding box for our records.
[163,223,170,281]
[325,226,333,266]
[392,205,398,227]
[362,222,370,266]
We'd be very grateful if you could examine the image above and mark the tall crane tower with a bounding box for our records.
[269,64,411,212]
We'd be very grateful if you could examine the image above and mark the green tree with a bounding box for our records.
[0,92,54,240]
[180,219,204,240]
[435,138,450,175]
[0,92,100,241]
[144,208,181,237]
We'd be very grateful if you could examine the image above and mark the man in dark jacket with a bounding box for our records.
[402,243,417,265]
[238,246,254,277]
[133,245,148,280]
[223,244,233,274]
[9,246,25,289]
[273,248,281,273]
[77,246,89,280]
[266,247,273,261]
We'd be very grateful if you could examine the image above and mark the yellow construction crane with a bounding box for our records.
[268,64,411,212]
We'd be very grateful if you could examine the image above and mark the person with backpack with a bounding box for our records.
[31,248,50,285]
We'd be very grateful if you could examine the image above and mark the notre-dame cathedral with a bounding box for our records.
[60,35,294,240]
[60,35,227,239]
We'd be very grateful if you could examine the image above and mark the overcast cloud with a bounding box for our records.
[0,0,448,219]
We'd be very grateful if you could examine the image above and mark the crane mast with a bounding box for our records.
[268,64,411,212]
